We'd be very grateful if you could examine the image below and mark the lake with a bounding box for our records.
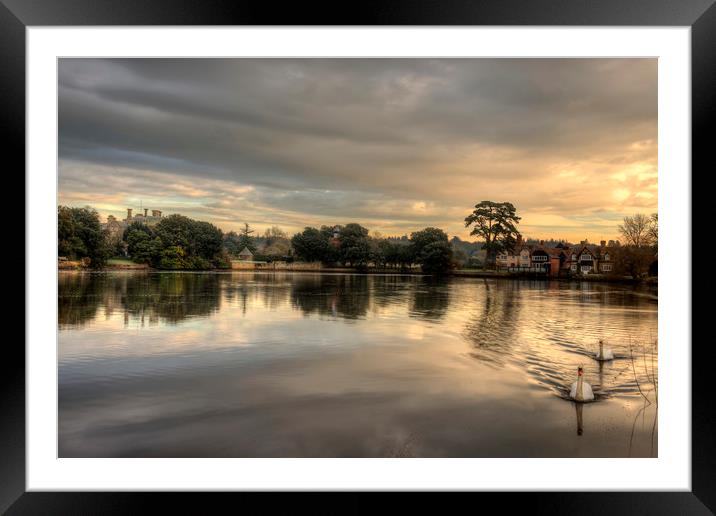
[58,271,658,457]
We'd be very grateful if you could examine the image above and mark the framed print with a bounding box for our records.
[4,0,711,513]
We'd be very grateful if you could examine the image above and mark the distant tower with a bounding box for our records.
[144,208,148,217]
[126,208,133,221]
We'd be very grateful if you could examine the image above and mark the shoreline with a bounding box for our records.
[59,265,656,285]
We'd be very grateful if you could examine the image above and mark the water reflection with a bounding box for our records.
[463,280,522,367]
[290,274,371,320]
[408,278,451,320]
[59,272,222,328]
[58,272,658,458]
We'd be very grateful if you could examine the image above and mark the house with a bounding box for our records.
[545,247,568,277]
[237,246,254,261]
[566,241,614,275]
[496,234,523,269]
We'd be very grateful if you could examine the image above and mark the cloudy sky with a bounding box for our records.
[58,58,657,241]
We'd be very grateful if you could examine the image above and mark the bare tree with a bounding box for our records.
[648,213,658,249]
[618,214,654,247]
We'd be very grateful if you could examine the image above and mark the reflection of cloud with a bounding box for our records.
[59,58,657,240]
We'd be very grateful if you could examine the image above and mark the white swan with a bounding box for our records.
[570,366,595,402]
[594,339,614,361]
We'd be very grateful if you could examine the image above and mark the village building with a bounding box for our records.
[495,232,620,277]
[237,246,254,261]
[101,207,165,237]
[125,208,163,227]
[565,241,614,275]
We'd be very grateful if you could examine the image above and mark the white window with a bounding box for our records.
[604,253,610,261]
[581,265,592,273]
[602,264,612,272]
[570,264,577,271]
[580,253,593,261]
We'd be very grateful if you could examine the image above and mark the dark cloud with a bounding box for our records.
[58,58,657,239]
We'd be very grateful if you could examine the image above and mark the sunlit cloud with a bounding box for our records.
[58,58,657,241]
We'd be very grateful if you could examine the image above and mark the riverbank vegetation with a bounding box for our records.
[57,202,657,280]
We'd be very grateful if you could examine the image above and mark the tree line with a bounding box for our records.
[58,202,658,277]
[290,223,453,273]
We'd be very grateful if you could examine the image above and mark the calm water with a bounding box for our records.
[59,272,658,457]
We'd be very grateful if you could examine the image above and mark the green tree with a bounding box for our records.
[338,223,371,267]
[57,206,111,267]
[154,215,223,261]
[159,245,188,270]
[192,220,224,259]
[124,222,154,254]
[291,227,331,263]
[464,201,521,268]
[410,227,453,275]
[132,237,163,267]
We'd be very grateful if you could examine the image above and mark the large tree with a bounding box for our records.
[464,201,521,268]
[153,214,223,260]
[618,213,654,247]
[410,227,453,275]
[57,205,111,267]
[291,227,332,263]
[338,223,371,267]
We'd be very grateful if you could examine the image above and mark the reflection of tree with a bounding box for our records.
[220,273,292,315]
[290,274,370,320]
[58,273,104,328]
[146,273,222,323]
[370,275,411,310]
[408,277,451,320]
[58,272,223,328]
[463,280,522,366]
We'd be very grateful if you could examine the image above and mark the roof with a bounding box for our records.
[238,246,254,256]
[545,247,566,258]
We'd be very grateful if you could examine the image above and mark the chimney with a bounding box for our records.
[540,240,544,246]
[144,208,148,217]
[127,208,133,220]
[516,233,522,246]
[600,240,606,247]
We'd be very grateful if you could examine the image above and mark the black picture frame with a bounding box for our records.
[4,0,710,513]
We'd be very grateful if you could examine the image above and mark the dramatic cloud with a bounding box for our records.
[58,58,657,240]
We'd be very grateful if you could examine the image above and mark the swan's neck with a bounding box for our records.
[576,375,584,400]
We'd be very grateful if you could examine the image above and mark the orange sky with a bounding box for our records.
[58,58,657,242]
